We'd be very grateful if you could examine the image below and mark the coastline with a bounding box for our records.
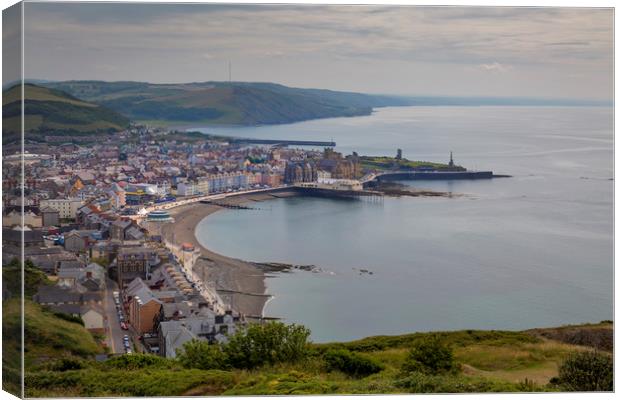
[160,190,298,318]
[159,185,457,318]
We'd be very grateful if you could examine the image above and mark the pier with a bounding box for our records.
[230,138,336,147]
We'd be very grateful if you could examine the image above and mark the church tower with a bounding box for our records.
[449,151,454,168]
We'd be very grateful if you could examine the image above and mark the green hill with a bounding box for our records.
[17,318,612,397]
[41,80,409,126]
[2,84,130,143]
[3,299,103,396]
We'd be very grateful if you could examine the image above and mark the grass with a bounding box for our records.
[3,84,95,107]
[2,84,129,136]
[11,300,612,397]
[25,368,236,397]
[3,299,102,371]
[360,155,465,172]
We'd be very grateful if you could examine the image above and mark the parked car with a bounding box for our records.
[120,322,128,330]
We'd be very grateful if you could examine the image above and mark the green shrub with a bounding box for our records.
[105,353,177,370]
[177,339,228,370]
[555,351,613,391]
[401,335,456,375]
[51,312,85,326]
[224,322,311,369]
[394,371,528,393]
[49,358,85,372]
[323,349,384,377]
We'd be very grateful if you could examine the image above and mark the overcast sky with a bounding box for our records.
[19,3,613,99]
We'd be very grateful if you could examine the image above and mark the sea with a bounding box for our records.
[193,106,613,343]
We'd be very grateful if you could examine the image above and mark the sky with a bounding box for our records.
[15,3,614,100]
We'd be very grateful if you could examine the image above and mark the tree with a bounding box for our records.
[401,335,456,375]
[223,322,311,369]
[556,351,613,391]
[177,339,227,370]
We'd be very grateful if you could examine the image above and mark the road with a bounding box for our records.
[103,278,125,354]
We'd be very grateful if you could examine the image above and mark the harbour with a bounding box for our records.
[196,105,613,342]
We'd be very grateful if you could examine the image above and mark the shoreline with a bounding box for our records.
[159,185,457,318]
[161,190,299,318]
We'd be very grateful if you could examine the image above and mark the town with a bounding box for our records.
[4,124,465,359]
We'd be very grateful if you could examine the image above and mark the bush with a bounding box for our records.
[106,353,177,370]
[223,322,311,369]
[394,371,528,393]
[51,312,85,326]
[177,339,228,370]
[323,349,383,377]
[401,335,456,375]
[48,358,84,372]
[556,351,613,391]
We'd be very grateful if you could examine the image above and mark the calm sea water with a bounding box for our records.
[194,106,613,343]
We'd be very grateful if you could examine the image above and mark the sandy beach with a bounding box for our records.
[161,191,298,318]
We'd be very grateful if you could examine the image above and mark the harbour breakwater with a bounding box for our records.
[374,170,495,181]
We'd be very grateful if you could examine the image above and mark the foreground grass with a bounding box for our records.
[7,282,610,398]
[19,322,613,397]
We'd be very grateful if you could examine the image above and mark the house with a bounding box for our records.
[115,247,158,289]
[78,263,106,292]
[125,278,163,334]
[157,312,237,358]
[3,208,42,228]
[110,219,132,241]
[3,227,44,248]
[22,250,80,275]
[41,207,60,227]
[34,285,82,306]
[64,230,97,253]
[81,306,105,333]
[158,320,197,358]
[57,267,81,288]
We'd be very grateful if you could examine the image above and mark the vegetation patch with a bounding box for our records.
[554,351,613,391]
[323,349,384,377]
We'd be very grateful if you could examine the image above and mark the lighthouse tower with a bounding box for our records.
[448,151,454,168]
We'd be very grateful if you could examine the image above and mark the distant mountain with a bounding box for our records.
[41,81,410,126]
[2,84,130,143]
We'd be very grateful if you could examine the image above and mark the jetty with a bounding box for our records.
[230,138,336,147]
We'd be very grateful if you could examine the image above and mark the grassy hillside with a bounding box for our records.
[42,80,409,126]
[19,320,612,397]
[2,84,130,143]
[3,299,103,396]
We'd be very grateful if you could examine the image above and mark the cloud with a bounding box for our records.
[18,4,612,99]
[479,62,512,72]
